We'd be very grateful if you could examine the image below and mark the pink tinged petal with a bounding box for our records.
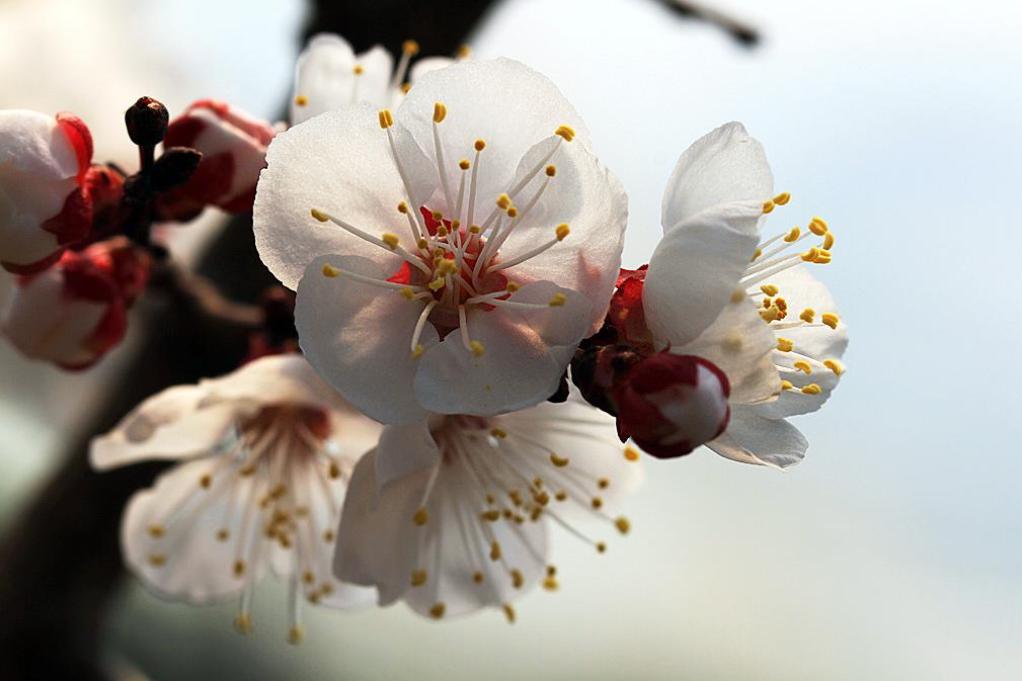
[661,121,773,232]
[334,449,434,606]
[673,297,781,405]
[295,254,439,425]
[706,406,807,469]
[414,283,590,416]
[396,58,591,213]
[121,458,266,603]
[254,105,434,290]
[644,202,764,347]
[496,136,627,333]
[375,420,442,493]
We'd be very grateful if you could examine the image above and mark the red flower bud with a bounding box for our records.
[613,352,731,459]
[606,265,655,350]
[157,100,275,219]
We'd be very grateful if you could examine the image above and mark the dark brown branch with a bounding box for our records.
[661,0,760,46]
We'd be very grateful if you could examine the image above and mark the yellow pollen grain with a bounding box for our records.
[773,192,791,205]
[776,337,794,352]
[353,64,364,75]
[781,379,794,391]
[550,453,569,467]
[470,340,486,357]
[413,507,429,526]
[511,569,524,589]
[794,360,813,374]
[429,603,446,619]
[433,101,447,123]
[824,359,846,375]
[555,125,575,141]
[459,159,470,170]
[548,293,567,307]
[294,95,308,107]
[822,313,840,329]
[381,232,400,250]
[762,200,776,214]
[288,626,304,646]
[545,164,557,177]
[403,39,420,55]
[233,613,253,635]
[624,446,640,462]
[784,227,801,242]
[615,516,631,535]
[490,541,502,561]
[760,284,779,296]
[411,569,428,587]
[503,604,516,624]
[802,383,823,395]
[378,109,394,129]
[800,308,816,323]
[322,263,340,278]
[556,223,570,241]
[474,138,486,151]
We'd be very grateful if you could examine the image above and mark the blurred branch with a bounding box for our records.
[660,0,760,47]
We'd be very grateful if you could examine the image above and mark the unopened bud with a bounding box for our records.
[151,147,203,192]
[124,96,169,146]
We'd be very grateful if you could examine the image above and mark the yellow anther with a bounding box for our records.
[469,225,481,234]
[429,603,446,619]
[427,278,445,291]
[233,612,253,635]
[490,427,507,439]
[543,576,559,591]
[545,164,557,177]
[496,193,511,209]
[802,383,823,395]
[760,284,779,296]
[597,478,609,489]
[554,490,568,501]
[506,207,518,218]
[233,560,246,577]
[470,340,485,357]
[459,159,470,170]
[503,604,516,623]
[199,474,212,489]
[437,259,458,275]
[555,223,570,241]
[490,541,502,561]
[328,461,341,479]
[216,529,230,542]
[401,82,411,94]
[801,247,820,262]
[822,313,840,329]
[417,238,428,250]
[773,192,791,205]
[410,569,428,587]
[474,139,486,151]
[294,95,308,107]
[781,379,794,391]
[511,569,524,589]
[148,553,166,567]
[591,497,603,510]
[784,227,801,242]
[506,281,520,292]
[310,208,329,222]
[793,360,813,374]
[809,216,829,235]
[302,570,315,585]
[413,507,429,526]
[730,289,746,303]
[824,359,845,375]
[481,509,501,522]
[776,337,794,352]
[550,453,569,467]
[399,287,416,301]
[353,64,364,75]
[760,306,781,323]
[323,530,335,543]
[751,248,763,261]
[775,297,788,311]
[457,44,471,59]
[615,516,631,535]
[147,524,165,538]
[554,125,575,141]
[800,308,816,323]
[548,293,567,307]
[403,40,420,55]
[378,109,394,129]
[433,102,447,123]
[473,571,484,584]
[624,446,640,462]
[381,232,400,250]
[823,232,835,250]
[397,201,408,214]
[287,626,304,645]
[596,542,607,554]
[762,200,776,214]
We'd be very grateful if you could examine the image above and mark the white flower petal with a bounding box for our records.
[644,202,764,347]
[295,254,439,425]
[334,449,434,606]
[353,45,394,104]
[254,105,434,290]
[414,283,588,416]
[200,354,345,410]
[661,122,773,231]
[706,406,807,469]
[408,56,455,84]
[674,296,781,405]
[89,385,236,470]
[395,58,591,214]
[291,34,357,125]
[375,420,441,493]
[766,265,848,360]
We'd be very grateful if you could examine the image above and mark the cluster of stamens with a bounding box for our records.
[312,98,580,360]
[405,417,637,623]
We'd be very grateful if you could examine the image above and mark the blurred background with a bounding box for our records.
[1,0,1020,679]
